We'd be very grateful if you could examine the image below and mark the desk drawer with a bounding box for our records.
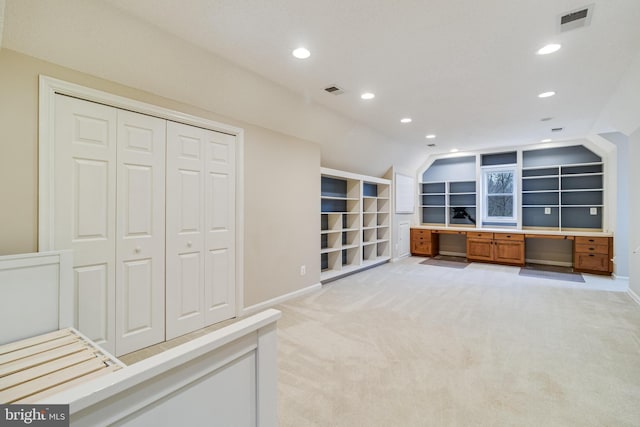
[413,234,431,241]
[574,253,610,272]
[413,242,432,252]
[467,231,493,240]
[575,243,609,255]
[575,236,609,246]
[411,229,431,238]
[493,233,524,241]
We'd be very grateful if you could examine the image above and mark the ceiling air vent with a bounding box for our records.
[551,127,564,132]
[559,4,594,32]
[324,85,345,95]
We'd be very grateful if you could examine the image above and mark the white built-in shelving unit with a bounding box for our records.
[418,145,605,232]
[419,180,477,227]
[522,161,604,230]
[320,167,391,282]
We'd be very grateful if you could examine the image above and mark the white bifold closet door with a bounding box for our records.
[166,122,236,340]
[54,95,166,356]
[115,110,166,355]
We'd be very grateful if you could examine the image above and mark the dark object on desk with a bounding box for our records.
[451,207,476,224]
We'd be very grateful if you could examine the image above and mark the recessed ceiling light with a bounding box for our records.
[538,91,556,98]
[425,134,436,139]
[361,92,375,100]
[292,47,311,59]
[450,148,459,153]
[537,44,562,55]
[400,118,412,123]
[541,139,552,143]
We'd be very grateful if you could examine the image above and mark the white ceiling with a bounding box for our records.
[35,1,640,152]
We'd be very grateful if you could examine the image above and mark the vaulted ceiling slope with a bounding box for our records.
[2,0,640,166]
[101,0,640,151]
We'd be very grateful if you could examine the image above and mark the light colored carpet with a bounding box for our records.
[276,257,640,427]
[519,265,585,283]
[420,255,469,269]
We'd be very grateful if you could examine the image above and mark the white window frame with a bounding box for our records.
[482,165,518,224]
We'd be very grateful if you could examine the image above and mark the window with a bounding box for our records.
[483,166,517,224]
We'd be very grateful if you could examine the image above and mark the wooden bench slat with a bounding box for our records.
[0,349,98,391]
[0,336,79,365]
[0,330,72,355]
[0,342,87,378]
[0,358,108,403]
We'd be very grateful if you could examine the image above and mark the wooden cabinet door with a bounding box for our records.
[466,238,493,261]
[574,253,610,272]
[494,240,525,265]
[410,229,436,256]
[574,236,612,274]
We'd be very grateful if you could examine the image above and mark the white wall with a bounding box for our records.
[595,49,640,136]
[0,48,320,310]
[595,45,640,296]
[0,0,427,308]
[629,129,640,297]
[0,0,6,47]
[598,132,630,278]
[1,0,424,178]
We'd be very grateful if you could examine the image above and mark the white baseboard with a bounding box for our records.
[613,273,630,281]
[392,253,411,262]
[439,251,466,257]
[241,282,322,317]
[628,288,640,307]
[525,258,573,268]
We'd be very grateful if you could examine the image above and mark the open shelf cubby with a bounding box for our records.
[320,168,391,282]
[420,180,477,227]
[522,146,603,231]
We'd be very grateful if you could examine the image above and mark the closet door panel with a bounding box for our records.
[75,264,110,347]
[122,259,154,331]
[166,122,206,340]
[177,252,202,318]
[205,248,230,312]
[54,95,117,354]
[73,159,109,240]
[178,169,202,233]
[115,110,165,355]
[204,131,236,325]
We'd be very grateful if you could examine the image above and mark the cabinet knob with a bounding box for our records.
[187,241,193,247]
[134,247,141,253]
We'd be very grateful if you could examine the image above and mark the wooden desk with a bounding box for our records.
[411,227,613,275]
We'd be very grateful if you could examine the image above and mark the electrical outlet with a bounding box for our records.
[300,265,306,276]
[590,207,597,215]
[544,207,551,215]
